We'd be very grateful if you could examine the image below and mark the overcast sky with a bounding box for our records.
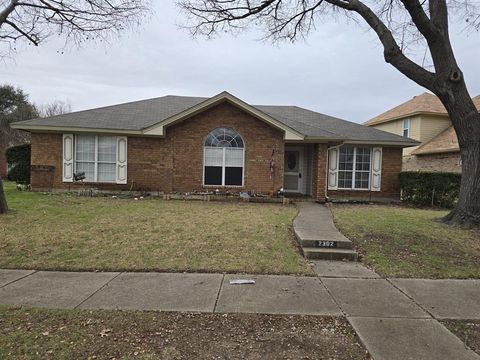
[1,2,480,123]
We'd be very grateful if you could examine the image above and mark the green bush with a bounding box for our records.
[6,143,31,184]
[399,171,461,208]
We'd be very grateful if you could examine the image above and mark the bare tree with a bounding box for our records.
[0,0,150,57]
[180,0,480,228]
[39,99,72,117]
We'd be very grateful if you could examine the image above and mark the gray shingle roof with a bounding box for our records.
[13,94,417,145]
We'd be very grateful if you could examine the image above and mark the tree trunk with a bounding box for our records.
[436,86,480,228]
[0,176,8,214]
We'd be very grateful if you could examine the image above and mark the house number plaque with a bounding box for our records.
[315,241,337,248]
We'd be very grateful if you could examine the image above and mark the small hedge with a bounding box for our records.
[399,171,461,208]
[6,143,31,184]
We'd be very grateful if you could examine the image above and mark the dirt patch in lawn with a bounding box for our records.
[331,204,480,279]
[441,320,480,356]
[0,306,371,359]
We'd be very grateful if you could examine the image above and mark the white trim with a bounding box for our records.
[143,91,305,141]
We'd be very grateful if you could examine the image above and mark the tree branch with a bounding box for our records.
[4,19,38,45]
[325,0,436,90]
[0,0,19,25]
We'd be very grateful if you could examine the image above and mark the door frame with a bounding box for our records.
[283,146,304,194]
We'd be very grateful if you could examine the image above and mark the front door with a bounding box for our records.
[283,147,304,193]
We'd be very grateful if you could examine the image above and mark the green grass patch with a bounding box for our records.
[331,204,480,279]
[0,182,311,275]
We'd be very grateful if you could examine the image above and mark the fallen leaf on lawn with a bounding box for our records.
[99,328,112,337]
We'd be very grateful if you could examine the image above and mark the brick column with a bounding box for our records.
[311,143,328,202]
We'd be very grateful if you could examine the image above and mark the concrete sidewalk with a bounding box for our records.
[1,267,479,359]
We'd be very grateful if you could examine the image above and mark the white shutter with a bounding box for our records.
[116,136,128,184]
[371,147,382,191]
[327,147,339,190]
[62,134,74,182]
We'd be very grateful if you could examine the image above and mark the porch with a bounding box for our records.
[283,144,328,201]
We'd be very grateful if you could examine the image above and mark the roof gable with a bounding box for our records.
[412,126,459,155]
[143,91,305,140]
[365,93,448,126]
[366,92,480,127]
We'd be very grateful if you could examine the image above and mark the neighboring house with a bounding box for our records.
[365,92,480,173]
[11,91,417,202]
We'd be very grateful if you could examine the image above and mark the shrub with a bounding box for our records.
[6,143,31,184]
[399,171,461,208]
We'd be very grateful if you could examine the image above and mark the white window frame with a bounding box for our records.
[74,135,117,183]
[203,146,245,187]
[403,118,410,137]
[337,146,372,191]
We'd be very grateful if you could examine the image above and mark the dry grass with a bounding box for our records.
[331,204,480,279]
[0,306,371,359]
[0,182,312,275]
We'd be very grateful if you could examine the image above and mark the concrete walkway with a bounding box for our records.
[294,202,358,260]
[1,267,479,359]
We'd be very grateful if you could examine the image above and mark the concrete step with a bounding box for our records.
[304,248,358,261]
[300,239,353,249]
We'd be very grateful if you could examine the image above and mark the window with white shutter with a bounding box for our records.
[329,145,382,191]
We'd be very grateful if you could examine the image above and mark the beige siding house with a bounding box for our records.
[364,92,480,173]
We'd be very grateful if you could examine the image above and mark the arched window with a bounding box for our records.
[204,128,244,186]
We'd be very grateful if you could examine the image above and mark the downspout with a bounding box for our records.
[325,142,346,201]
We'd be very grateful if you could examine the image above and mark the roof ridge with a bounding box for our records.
[256,105,343,138]
[14,95,209,125]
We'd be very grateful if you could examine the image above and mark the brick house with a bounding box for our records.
[11,92,417,202]
[365,92,480,173]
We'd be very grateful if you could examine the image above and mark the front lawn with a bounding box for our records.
[0,182,311,275]
[0,306,371,359]
[331,204,480,279]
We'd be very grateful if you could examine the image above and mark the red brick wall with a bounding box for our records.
[31,133,174,191]
[30,102,285,194]
[403,152,461,173]
[311,143,328,202]
[327,146,403,201]
[169,102,284,193]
